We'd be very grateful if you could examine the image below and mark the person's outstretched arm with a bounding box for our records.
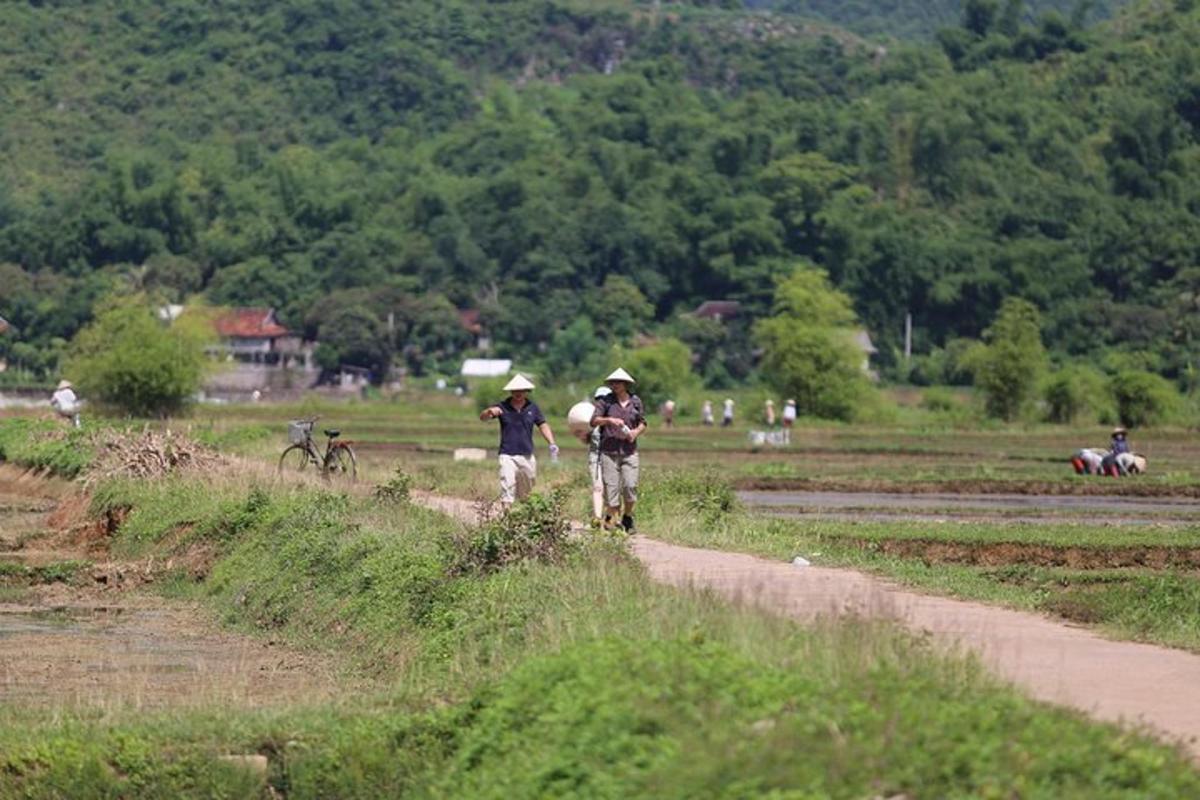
[480,406,501,421]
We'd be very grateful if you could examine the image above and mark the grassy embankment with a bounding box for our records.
[1,418,1199,796]
[642,473,1200,652]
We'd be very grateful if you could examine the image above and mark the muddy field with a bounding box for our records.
[0,468,339,712]
[740,489,1200,526]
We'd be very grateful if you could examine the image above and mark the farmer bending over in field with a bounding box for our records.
[480,374,559,510]
[591,368,646,532]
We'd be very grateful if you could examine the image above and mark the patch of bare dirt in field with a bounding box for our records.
[0,467,341,712]
[735,476,1200,498]
[850,538,1200,570]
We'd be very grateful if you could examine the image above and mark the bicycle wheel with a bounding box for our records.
[279,444,315,474]
[325,444,357,481]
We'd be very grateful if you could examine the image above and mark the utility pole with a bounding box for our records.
[904,312,912,362]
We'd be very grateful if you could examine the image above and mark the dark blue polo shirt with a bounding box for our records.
[496,398,545,456]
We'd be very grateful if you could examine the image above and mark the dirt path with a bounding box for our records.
[631,536,1200,759]
[0,467,340,713]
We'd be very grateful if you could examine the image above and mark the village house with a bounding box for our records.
[211,307,312,370]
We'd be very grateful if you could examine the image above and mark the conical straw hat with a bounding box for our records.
[56,380,73,390]
[605,368,635,384]
[503,374,535,391]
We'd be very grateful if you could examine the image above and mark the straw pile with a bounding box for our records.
[84,429,224,486]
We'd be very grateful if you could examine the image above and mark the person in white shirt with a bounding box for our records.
[781,399,797,444]
[722,398,734,427]
[50,380,81,428]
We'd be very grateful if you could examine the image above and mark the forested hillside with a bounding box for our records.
[755,0,1125,39]
[1,0,1197,389]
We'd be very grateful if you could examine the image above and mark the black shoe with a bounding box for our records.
[621,515,634,532]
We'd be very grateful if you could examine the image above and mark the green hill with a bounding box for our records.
[754,0,1128,39]
[0,0,1197,389]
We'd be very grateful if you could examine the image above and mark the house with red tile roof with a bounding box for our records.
[211,307,312,369]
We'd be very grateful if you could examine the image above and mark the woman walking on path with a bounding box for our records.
[591,368,646,532]
[479,374,559,510]
[580,386,612,525]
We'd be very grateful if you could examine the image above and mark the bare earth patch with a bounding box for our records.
[0,466,341,713]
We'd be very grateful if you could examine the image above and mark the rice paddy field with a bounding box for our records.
[2,391,1200,796]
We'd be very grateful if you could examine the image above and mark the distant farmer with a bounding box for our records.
[50,380,81,429]
[782,398,796,444]
[701,400,714,426]
[479,374,559,510]
[580,386,613,524]
[661,399,676,428]
[1102,426,1132,476]
[764,399,776,427]
[722,398,735,427]
[591,368,646,532]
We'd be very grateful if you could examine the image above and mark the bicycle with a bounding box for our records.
[278,418,357,481]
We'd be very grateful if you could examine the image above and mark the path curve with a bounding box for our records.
[632,535,1200,758]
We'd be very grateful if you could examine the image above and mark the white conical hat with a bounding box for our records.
[605,367,635,384]
[503,374,535,391]
[56,380,72,390]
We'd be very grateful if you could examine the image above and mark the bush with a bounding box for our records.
[451,490,572,574]
[623,338,700,411]
[920,387,958,412]
[65,296,212,418]
[374,466,414,504]
[1111,370,1182,427]
[1042,364,1115,424]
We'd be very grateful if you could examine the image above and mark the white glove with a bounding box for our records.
[549,444,560,463]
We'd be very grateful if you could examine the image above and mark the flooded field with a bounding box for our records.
[740,489,1200,526]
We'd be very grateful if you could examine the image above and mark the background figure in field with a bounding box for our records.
[1071,448,1105,475]
[591,368,646,532]
[782,398,796,444]
[764,399,776,427]
[701,400,714,426]
[661,399,676,428]
[50,380,81,428]
[1102,427,1132,476]
[583,386,613,524]
[479,374,558,510]
[722,398,734,427]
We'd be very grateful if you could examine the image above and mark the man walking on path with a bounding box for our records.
[578,385,612,524]
[591,368,646,532]
[722,398,735,427]
[701,400,714,426]
[479,374,559,510]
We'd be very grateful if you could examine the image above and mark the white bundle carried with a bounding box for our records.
[567,401,596,436]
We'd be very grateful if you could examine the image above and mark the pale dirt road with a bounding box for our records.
[418,491,1200,757]
[632,536,1200,759]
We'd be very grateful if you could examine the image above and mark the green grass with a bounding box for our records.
[4,473,1199,796]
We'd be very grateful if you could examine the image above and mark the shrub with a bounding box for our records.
[1111,370,1182,427]
[920,387,958,413]
[622,338,700,411]
[374,467,414,504]
[1042,364,1114,424]
[451,490,572,574]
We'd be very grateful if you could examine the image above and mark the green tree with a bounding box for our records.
[623,338,699,411]
[316,307,393,379]
[65,296,211,417]
[964,298,1048,421]
[755,268,873,421]
[544,318,609,384]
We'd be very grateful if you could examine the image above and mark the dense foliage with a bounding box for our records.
[0,0,1195,402]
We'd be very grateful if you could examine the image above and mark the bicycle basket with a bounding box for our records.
[287,420,314,444]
